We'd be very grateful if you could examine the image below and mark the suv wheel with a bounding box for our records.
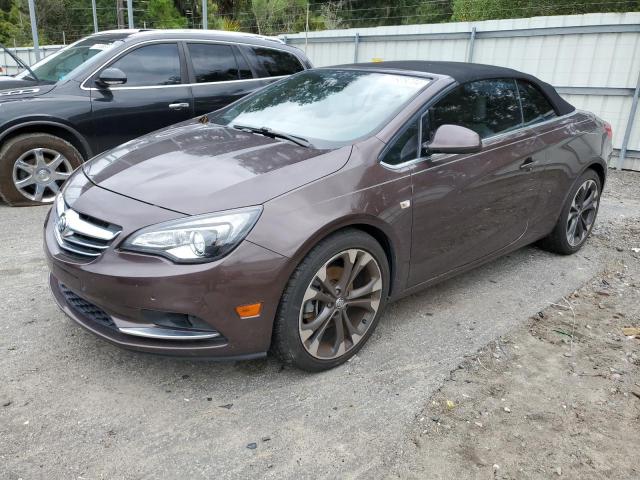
[0,133,83,206]
[272,230,390,371]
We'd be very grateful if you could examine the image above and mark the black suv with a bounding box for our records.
[0,29,312,206]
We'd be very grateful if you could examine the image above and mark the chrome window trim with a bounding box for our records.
[80,38,302,91]
[380,109,578,171]
[190,75,285,87]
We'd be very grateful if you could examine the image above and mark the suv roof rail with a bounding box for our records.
[93,28,285,44]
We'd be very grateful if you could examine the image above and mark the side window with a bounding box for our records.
[427,79,521,139]
[246,47,304,77]
[187,43,240,83]
[108,43,181,87]
[381,120,420,165]
[234,49,253,80]
[517,80,557,125]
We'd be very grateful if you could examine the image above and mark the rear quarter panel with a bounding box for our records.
[527,111,610,238]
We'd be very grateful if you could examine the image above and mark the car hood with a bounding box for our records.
[83,121,349,215]
[0,80,55,98]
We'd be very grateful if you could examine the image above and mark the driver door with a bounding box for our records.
[408,79,544,285]
[89,42,194,153]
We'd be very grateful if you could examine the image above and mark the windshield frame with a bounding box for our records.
[211,68,433,149]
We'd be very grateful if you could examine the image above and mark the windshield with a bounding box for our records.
[17,38,123,83]
[214,69,431,148]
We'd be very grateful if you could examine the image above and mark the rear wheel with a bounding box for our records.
[538,169,601,255]
[0,133,83,206]
[272,230,390,371]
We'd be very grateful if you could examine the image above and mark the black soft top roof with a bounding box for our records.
[338,60,575,116]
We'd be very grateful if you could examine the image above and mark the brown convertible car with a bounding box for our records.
[45,61,611,371]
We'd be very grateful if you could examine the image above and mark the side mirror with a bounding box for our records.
[423,124,482,155]
[96,68,127,87]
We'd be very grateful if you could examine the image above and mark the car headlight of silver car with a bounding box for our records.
[121,206,262,263]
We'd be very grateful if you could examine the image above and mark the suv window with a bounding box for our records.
[517,80,557,125]
[245,47,304,77]
[108,43,181,87]
[235,48,253,80]
[426,79,521,140]
[187,43,242,83]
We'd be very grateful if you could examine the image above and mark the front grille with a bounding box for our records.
[60,284,116,330]
[54,202,121,259]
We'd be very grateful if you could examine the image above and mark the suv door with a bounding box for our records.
[401,79,546,285]
[184,42,264,116]
[88,42,193,152]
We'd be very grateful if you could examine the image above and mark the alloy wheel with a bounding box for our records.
[12,147,73,203]
[566,179,599,247]
[298,248,383,360]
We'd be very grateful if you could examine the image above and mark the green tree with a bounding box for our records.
[0,0,30,46]
[142,0,188,28]
[250,0,307,35]
[452,0,639,21]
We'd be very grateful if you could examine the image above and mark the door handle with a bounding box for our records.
[168,102,189,110]
[519,157,536,170]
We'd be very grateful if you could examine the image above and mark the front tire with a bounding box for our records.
[272,230,390,371]
[0,133,83,206]
[538,169,601,255]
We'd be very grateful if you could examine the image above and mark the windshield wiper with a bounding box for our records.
[0,43,39,81]
[232,124,311,148]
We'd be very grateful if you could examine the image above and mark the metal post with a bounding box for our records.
[116,0,125,29]
[127,0,134,29]
[62,31,66,45]
[27,0,40,61]
[467,27,476,62]
[617,67,640,170]
[353,32,360,63]
[92,0,98,33]
[202,0,207,29]
[305,2,309,53]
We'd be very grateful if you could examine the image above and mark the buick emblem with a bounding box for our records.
[56,213,67,234]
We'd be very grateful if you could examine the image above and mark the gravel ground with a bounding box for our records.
[391,205,640,479]
[1,170,639,479]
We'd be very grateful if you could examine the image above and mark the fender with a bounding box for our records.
[285,213,406,299]
[0,118,93,159]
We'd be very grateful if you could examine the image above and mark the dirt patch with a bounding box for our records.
[392,174,640,479]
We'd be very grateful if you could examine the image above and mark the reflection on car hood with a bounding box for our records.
[83,121,349,215]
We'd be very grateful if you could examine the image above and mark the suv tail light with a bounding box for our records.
[604,122,613,140]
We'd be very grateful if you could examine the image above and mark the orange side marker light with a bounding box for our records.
[235,303,262,319]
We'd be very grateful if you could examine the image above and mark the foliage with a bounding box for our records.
[250,0,307,35]
[0,0,638,47]
[0,0,30,46]
[142,0,188,28]
[452,0,640,21]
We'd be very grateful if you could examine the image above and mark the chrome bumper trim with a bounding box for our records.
[118,326,221,341]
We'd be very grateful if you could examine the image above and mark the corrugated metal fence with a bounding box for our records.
[1,45,63,75]
[282,12,640,171]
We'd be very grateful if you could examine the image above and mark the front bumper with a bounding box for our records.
[44,184,292,359]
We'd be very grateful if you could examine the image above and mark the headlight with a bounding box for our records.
[121,206,262,263]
